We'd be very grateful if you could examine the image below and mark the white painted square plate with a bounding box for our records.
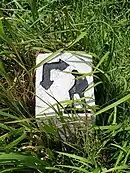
[36,52,95,118]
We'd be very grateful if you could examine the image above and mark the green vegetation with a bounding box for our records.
[0,0,130,172]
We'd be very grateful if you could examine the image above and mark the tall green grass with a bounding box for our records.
[0,0,130,172]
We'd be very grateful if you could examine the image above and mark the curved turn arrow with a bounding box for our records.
[40,59,69,90]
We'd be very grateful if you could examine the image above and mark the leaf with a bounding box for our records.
[113,142,128,167]
[111,143,127,153]
[123,150,130,165]
[58,165,89,173]
[5,133,26,150]
[0,168,22,173]
[0,111,18,120]
[101,165,129,173]
[94,94,130,117]
[0,60,12,85]
[45,167,65,172]
[112,106,117,125]
[28,0,38,21]
[0,60,6,75]
[93,167,101,173]
[93,52,110,73]
[94,124,121,131]
[13,0,24,10]
[0,19,4,35]
[0,123,12,131]
[57,152,91,165]
[67,32,87,48]
[31,48,64,71]
[0,153,47,170]
[0,133,9,141]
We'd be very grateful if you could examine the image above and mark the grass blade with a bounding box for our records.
[94,94,130,117]
[101,165,129,173]
[5,133,26,150]
[58,152,91,164]
[67,32,87,48]
[58,165,89,173]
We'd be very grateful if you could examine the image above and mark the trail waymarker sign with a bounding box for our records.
[36,52,95,118]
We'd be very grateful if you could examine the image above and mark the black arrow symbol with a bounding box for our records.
[68,70,88,100]
[64,70,89,114]
[40,59,69,90]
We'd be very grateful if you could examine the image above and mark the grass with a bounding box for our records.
[0,0,130,172]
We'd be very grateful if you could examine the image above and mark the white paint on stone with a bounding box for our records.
[36,52,95,117]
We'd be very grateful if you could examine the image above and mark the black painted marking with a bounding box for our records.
[64,107,91,114]
[69,70,88,100]
[40,59,69,90]
[64,70,89,113]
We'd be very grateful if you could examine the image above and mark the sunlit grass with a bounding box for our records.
[0,0,130,172]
